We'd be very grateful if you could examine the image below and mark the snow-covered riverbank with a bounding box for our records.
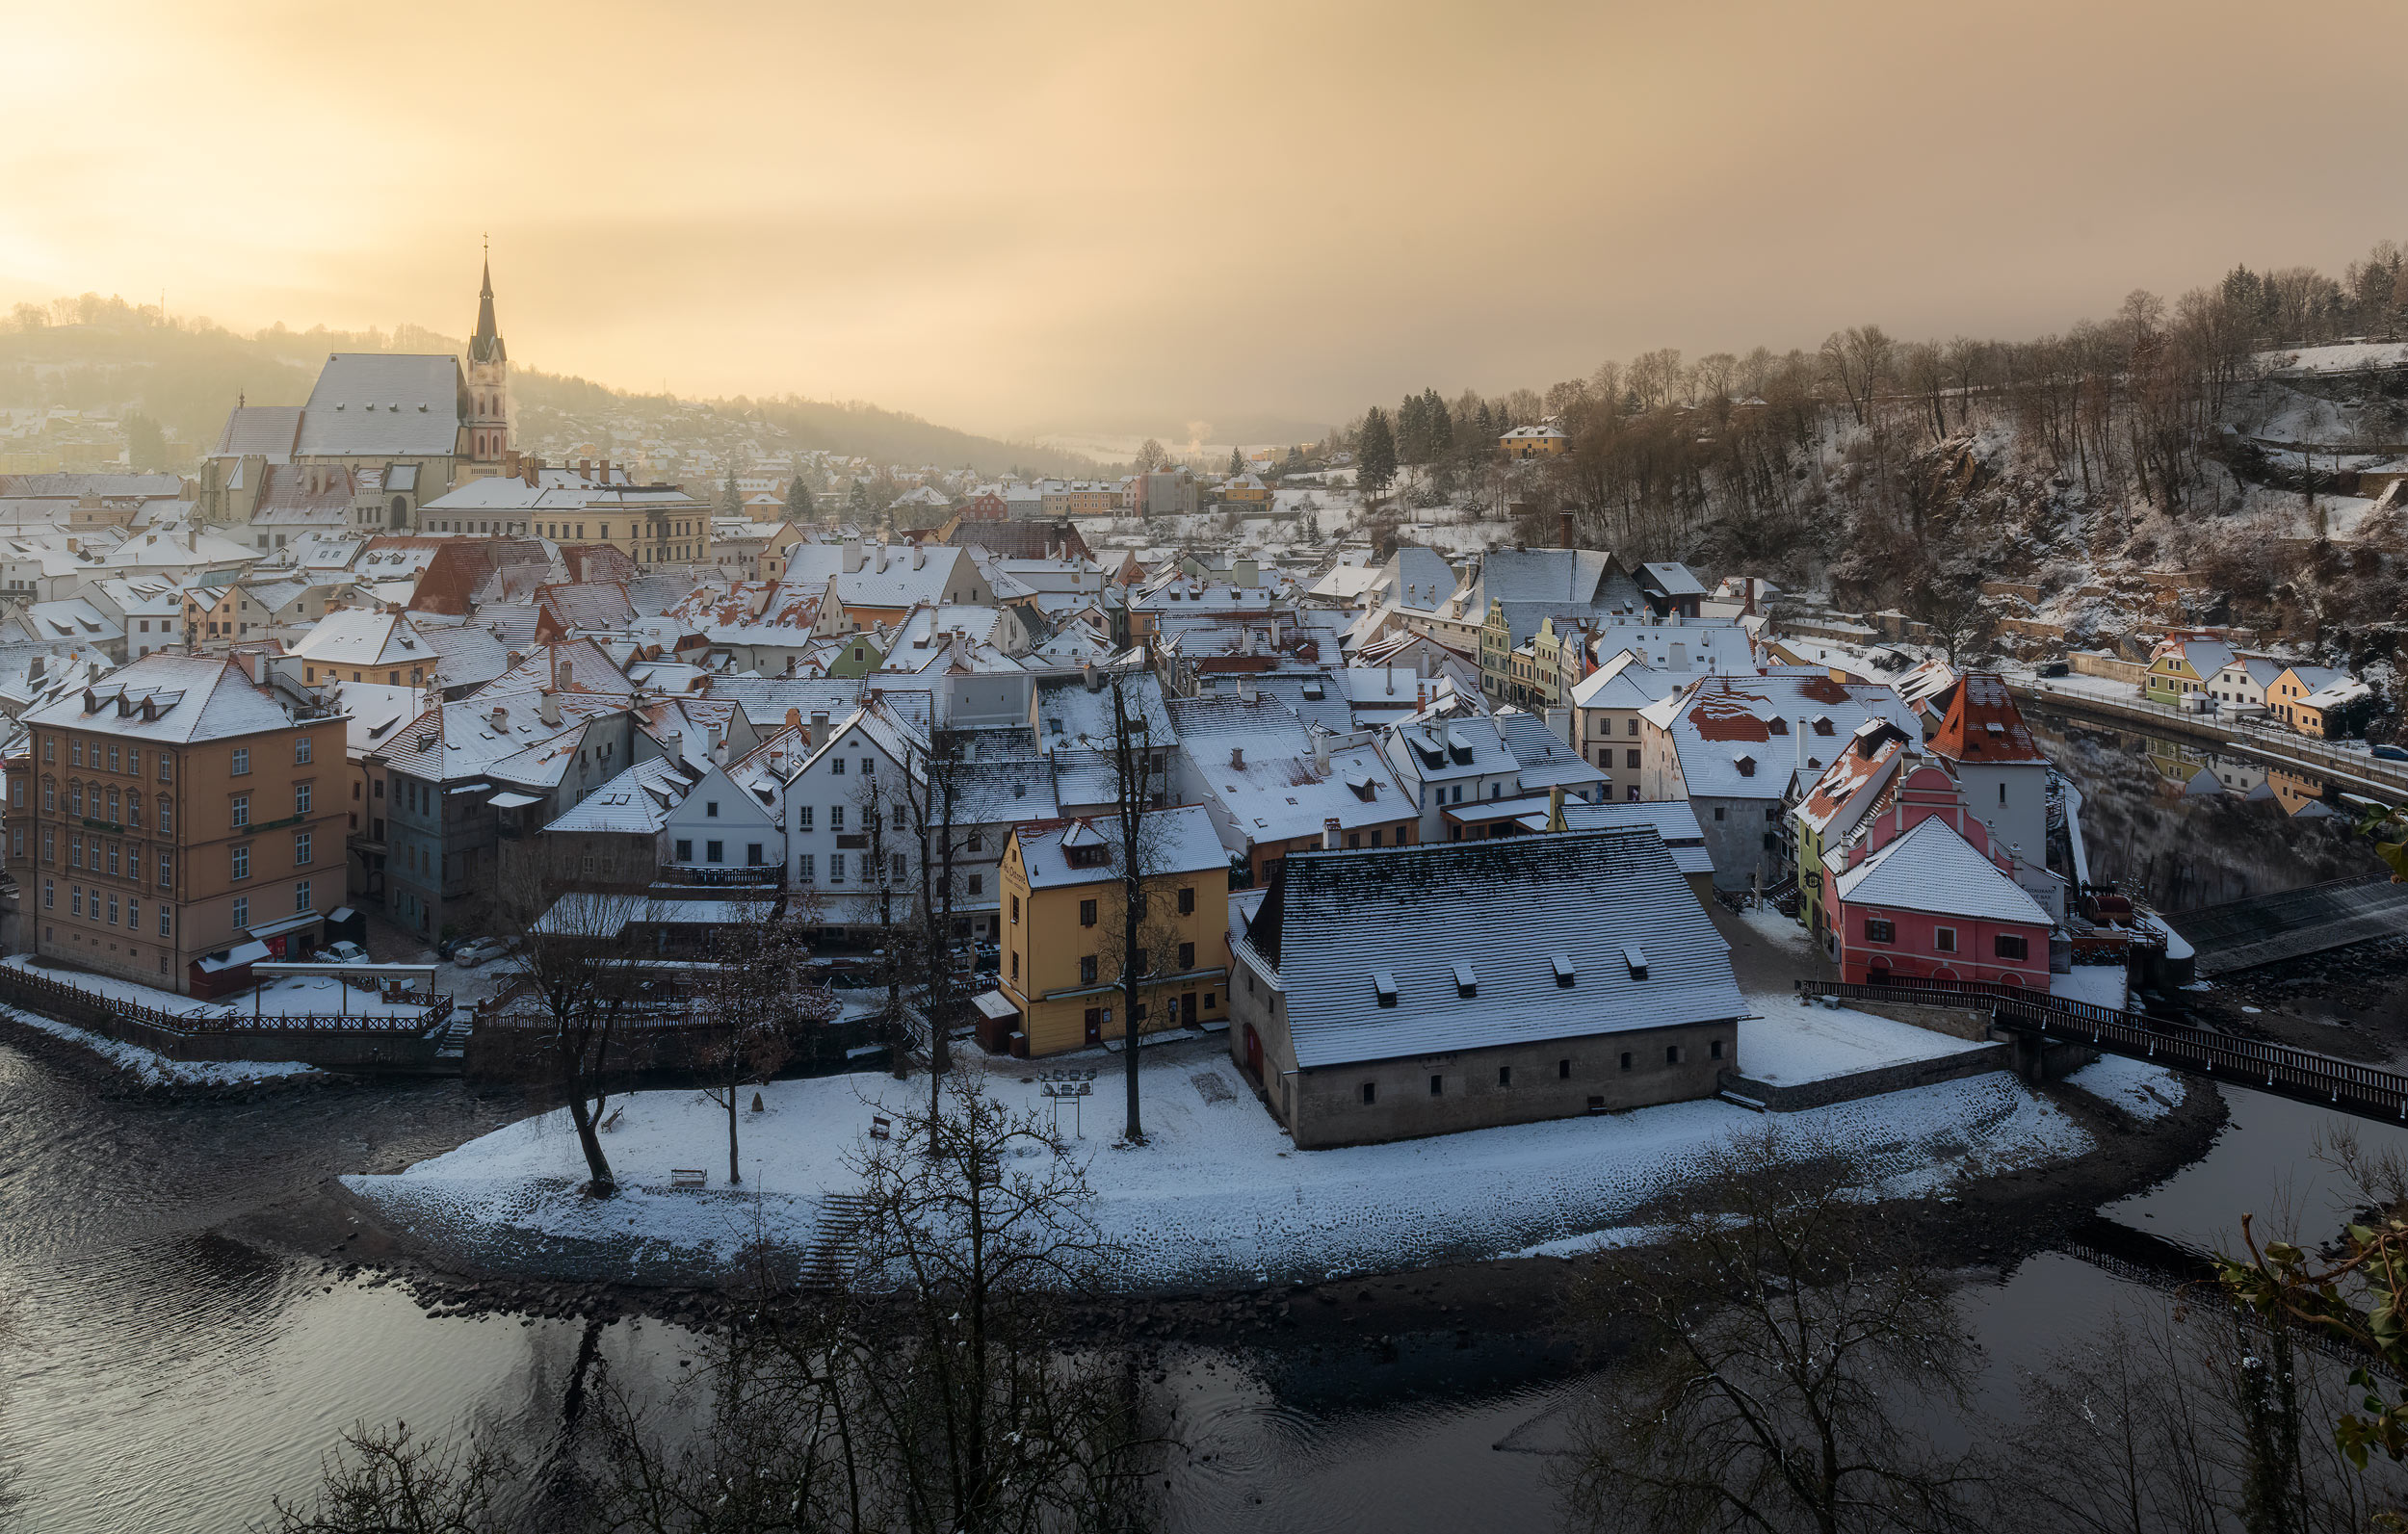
[345,1037,2106,1290]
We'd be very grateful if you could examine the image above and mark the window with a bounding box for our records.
[1864,917,1895,944]
[1933,926,1956,952]
[1626,748,1640,769]
[675,839,693,861]
[1428,1074,1443,1097]
[230,747,249,776]
[1361,1082,1376,1105]
[69,783,82,818]
[1714,807,1725,821]
[158,851,171,887]
[69,886,81,916]
[798,806,813,830]
[1080,955,1098,984]
[830,807,845,831]
[1998,782,2007,804]
[230,845,249,881]
[1995,933,2029,960]
[40,879,51,910]
[1498,1065,1512,1087]
[159,908,170,937]
[830,854,846,881]
[41,737,51,765]
[1711,1039,1725,1060]
[1178,942,1194,969]
[798,853,816,881]
[159,755,171,782]
[295,831,311,866]
[1666,1045,1683,1065]
[1619,1052,1634,1071]
[1079,898,1097,926]
[1010,896,1020,923]
[295,783,312,814]
[1009,951,1018,979]
[861,758,875,776]
[158,797,171,833]
[705,800,720,819]
[126,898,137,930]
[705,840,723,864]
[40,780,51,812]
[70,739,81,767]
[230,793,249,828]
[968,874,983,896]
[831,758,846,775]
[295,881,311,912]
[127,750,138,776]
[232,897,248,928]
[107,745,118,772]
[295,738,312,765]
[746,844,764,867]
[69,835,80,869]
[968,832,984,852]
[1558,1058,1571,1079]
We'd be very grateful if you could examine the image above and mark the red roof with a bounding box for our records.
[1927,672,2046,764]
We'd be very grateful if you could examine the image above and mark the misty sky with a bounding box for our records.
[5,0,2404,439]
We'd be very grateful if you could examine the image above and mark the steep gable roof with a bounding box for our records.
[1832,814,2051,925]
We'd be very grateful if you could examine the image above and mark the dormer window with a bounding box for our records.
[1767,717,1789,735]
[1373,970,1398,1007]
[1623,945,1649,981]
[1453,964,1477,999]
[1553,955,1576,988]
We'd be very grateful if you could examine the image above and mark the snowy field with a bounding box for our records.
[0,1003,319,1086]
[347,1048,2090,1290]
[1738,1001,1988,1087]
[0,953,433,1022]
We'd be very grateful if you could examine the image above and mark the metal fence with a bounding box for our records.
[1797,977,2408,1122]
[0,962,446,1037]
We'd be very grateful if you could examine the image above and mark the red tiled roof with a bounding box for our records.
[1927,671,2047,764]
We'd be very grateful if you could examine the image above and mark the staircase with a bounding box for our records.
[797,1193,870,1291]
[432,1012,474,1061]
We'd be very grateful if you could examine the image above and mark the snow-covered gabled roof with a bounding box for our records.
[1012,805,1227,889]
[22,653,308,743]
[285,607,428,668]
[1831,814,2050,926]
[544,754,699,834]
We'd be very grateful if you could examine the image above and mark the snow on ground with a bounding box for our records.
[1737,1000,1987,1087]
[1738,906,1819,959]
[2052,967,2130,1010]
[2062,1054,2186,1123]
[0,1003,320,1085]
[348,1046,2090,1290]
[0,953,433,1022]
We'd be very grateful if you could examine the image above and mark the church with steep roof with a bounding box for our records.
[197,257,516,534]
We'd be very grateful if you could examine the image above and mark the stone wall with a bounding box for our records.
[1718,1039,2012,1111]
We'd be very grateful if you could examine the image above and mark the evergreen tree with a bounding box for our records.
[123,411,168,473]
[1228,446,1244,478]
[848,479,873,520]
[1397,394,1427,465]
[720,465,743,518]
[1358,406,1398,499]
[1423,389,1453,458]
[1285,445,1304,474]
[785,472,814,523]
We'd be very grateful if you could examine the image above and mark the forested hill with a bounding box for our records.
[0,295,1103,477]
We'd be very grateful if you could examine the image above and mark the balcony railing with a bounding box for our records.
[654,865,785,888]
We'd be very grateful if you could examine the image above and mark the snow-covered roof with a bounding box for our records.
[297,354,463,457]
[1831,815,2051,926]
[544,755,699,835]
[1245,830,1743,1069]
[22,654,309,743]
[284,607,429,668]
[1013,805,1226,889]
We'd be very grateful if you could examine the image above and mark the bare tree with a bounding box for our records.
[266,1421,517,1534]
[1104,670,1165,1144]
[898,727,978,1111]
[1555,1126,1983,1534]
[501,872,656,1196]
[692,887,834,1185]
[850,765,919,1066]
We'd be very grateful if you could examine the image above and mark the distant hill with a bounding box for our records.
[0,296,1108,478]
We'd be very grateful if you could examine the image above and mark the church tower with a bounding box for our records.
[464,248,510,475]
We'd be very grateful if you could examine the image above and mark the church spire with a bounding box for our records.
[470,241,505,364]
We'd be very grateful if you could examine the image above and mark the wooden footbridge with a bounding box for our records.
[1798,978,2408,1125]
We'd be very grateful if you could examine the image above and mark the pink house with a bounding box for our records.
[1829,786,2054,989]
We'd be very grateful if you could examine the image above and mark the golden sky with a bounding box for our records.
[5,0,2403,437]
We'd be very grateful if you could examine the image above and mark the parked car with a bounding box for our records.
[2373,744,2408,762]
[309,940,369,965]
[451,937,510,969]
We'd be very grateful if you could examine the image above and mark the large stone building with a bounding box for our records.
[1224,831,1746,1149]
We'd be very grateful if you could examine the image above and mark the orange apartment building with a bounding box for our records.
[14,654,350,992]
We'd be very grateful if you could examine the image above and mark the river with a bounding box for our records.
[1,722,2402,1533]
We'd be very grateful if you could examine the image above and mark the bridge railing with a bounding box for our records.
[1796,978,2408,1121]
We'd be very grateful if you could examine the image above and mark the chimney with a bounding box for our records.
[488,705,508,730]
[665,729,683,766]
[599,457,611,481]
[1796,717,1807,775]
[1548,783,1566,830]
[578,457,590,477]
[1230,745,1245,769]
[504,449,520,477]
[552,654,568,692]
[809,709,830,746]
[539,690,561,727]
[1313,729,1331,772]
[1416,681,1427,711]
[1083,663,1100,692]
[523,459,538,488]
[711,726,728,766]
[1238,675,1255,702]
[1322,817,1340,850]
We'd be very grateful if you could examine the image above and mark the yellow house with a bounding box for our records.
[1499,425,1569,458]
[992,807,1232,1057]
